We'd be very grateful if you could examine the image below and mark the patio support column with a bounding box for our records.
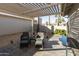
[67,17,70,34]
[32,18,34,35]
[37,17,40,32]
[49,15,50,25]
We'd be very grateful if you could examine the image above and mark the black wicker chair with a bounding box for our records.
[20,32,31,49]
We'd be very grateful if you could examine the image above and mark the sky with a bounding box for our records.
[40,15,68,24]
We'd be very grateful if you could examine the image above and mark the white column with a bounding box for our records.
[32,18,34,34]
[49,15,50,25]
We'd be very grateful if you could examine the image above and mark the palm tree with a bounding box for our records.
[56,14,65,26]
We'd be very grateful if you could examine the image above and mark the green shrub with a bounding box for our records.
[54,29,66,36]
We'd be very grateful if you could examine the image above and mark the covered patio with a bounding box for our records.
[0,3,79,56]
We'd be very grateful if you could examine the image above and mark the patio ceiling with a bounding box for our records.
[0,3,61,18]
[61,3,79,16]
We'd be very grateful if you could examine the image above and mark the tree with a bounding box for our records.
[56,15,65,26]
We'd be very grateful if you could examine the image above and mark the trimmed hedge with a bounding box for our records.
[54,29,66,36]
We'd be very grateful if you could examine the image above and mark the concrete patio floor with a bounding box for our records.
[33,35,74,56]
[0,35,76,56]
